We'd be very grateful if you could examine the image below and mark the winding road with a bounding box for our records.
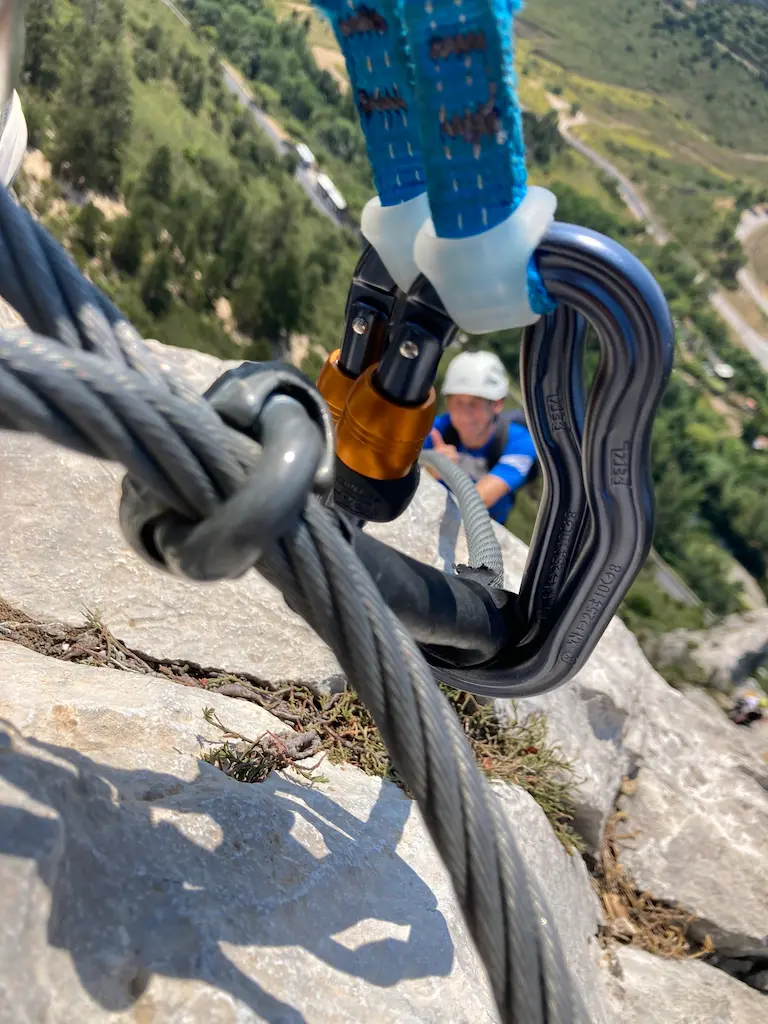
[553,105,768,372]
[554,112,669,244]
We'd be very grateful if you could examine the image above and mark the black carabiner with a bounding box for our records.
[418,221,674,697]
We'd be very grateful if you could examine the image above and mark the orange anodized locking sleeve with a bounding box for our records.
[335,365,436,481]
[316,349,356,425]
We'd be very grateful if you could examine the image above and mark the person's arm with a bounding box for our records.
[475,427,537,509]
[475,473,514,507]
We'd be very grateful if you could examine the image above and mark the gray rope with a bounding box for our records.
[419,449,505,588]
[0,188,586,1023]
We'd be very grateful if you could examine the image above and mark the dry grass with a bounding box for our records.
[593,806,714,959]
[0,597,584,850]
[745,222,768,291]
[201,706,328,785]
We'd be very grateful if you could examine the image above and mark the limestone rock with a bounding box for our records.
[617,664,768,952]
[490,782,612,1024]
[0,341,515,694]
[494,624,638,853]
[0,342,346,691]
[649,610,768,690]
[607,947,768,1024]
[0,640,614,1023]
[373,491,641,852]
[4,339,768,964]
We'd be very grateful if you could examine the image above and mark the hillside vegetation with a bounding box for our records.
[520,0,768,155]
[17,0,360,359]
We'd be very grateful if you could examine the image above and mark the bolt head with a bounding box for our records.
[351,317,368,335]
[399,340,419,359]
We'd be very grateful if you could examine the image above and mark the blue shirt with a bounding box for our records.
[422,412,537,524]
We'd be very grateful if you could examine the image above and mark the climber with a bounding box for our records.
[422,350,538,525]
[729,691,768,727]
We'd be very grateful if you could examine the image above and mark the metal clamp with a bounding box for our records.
[119,361,335,582]
[317,244,459,523]
[417,221,675,695]
[314,221,673,696]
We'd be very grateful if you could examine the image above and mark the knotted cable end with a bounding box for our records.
[119,362,336,584]
[413,185,557,334]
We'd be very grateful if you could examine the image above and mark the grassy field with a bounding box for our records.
[516,34,768,184]
[745,222,768,289]
[273,1,348,89]
[125,0,237,183]
[519,0,768,158]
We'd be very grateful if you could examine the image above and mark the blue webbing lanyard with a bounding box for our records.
[313,0,551,314]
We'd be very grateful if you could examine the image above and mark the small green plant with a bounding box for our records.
[264,682,585,852]
[201,707,328,785]
[446,690,586,852]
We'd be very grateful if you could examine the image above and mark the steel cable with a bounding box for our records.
[419,448,505,588]
[0,188,585,1022]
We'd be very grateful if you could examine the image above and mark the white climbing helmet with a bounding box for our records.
[442,350,510,402]
[0,91,27,188]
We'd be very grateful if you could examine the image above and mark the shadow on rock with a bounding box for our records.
[0,723,455,1022]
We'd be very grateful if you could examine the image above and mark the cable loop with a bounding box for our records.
[119,361,337,582]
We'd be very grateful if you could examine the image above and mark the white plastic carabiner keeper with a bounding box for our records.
[360,191,431,293]
[413,186,557,334]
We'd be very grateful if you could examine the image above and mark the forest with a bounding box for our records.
[521,0,768,154]
[668,0,768,85]
[17,0,361,360]
[15,0,768,630]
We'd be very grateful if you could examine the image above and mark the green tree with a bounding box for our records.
[52,29,132,191]
[257,247,307,341]
[141,146,173,204]
[75,201,105,258]
[141,247,174,317]
[174,49,206,114]
[110,214,145,276]
[145,23,164,52]
[89,42,133,189]
[524,111,565,166]
[134,48,160,82]
[24,0,61,94]
[316,117,363,163]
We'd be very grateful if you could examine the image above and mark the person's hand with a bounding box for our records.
[429,428,459,463]
[425,428,459,479]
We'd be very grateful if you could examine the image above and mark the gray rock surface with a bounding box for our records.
[0,340,521,695]
[490,782,611,1023]
[606,947,768,1024]
[0,342,346,691]
[0,325,635,846]
[494,625,638,853]
[0,640,614,1023]
[618,664,768,952]
[649,610,768,690]
[3,339,768,964]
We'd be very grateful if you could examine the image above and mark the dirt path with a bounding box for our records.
[313,47,348,92]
